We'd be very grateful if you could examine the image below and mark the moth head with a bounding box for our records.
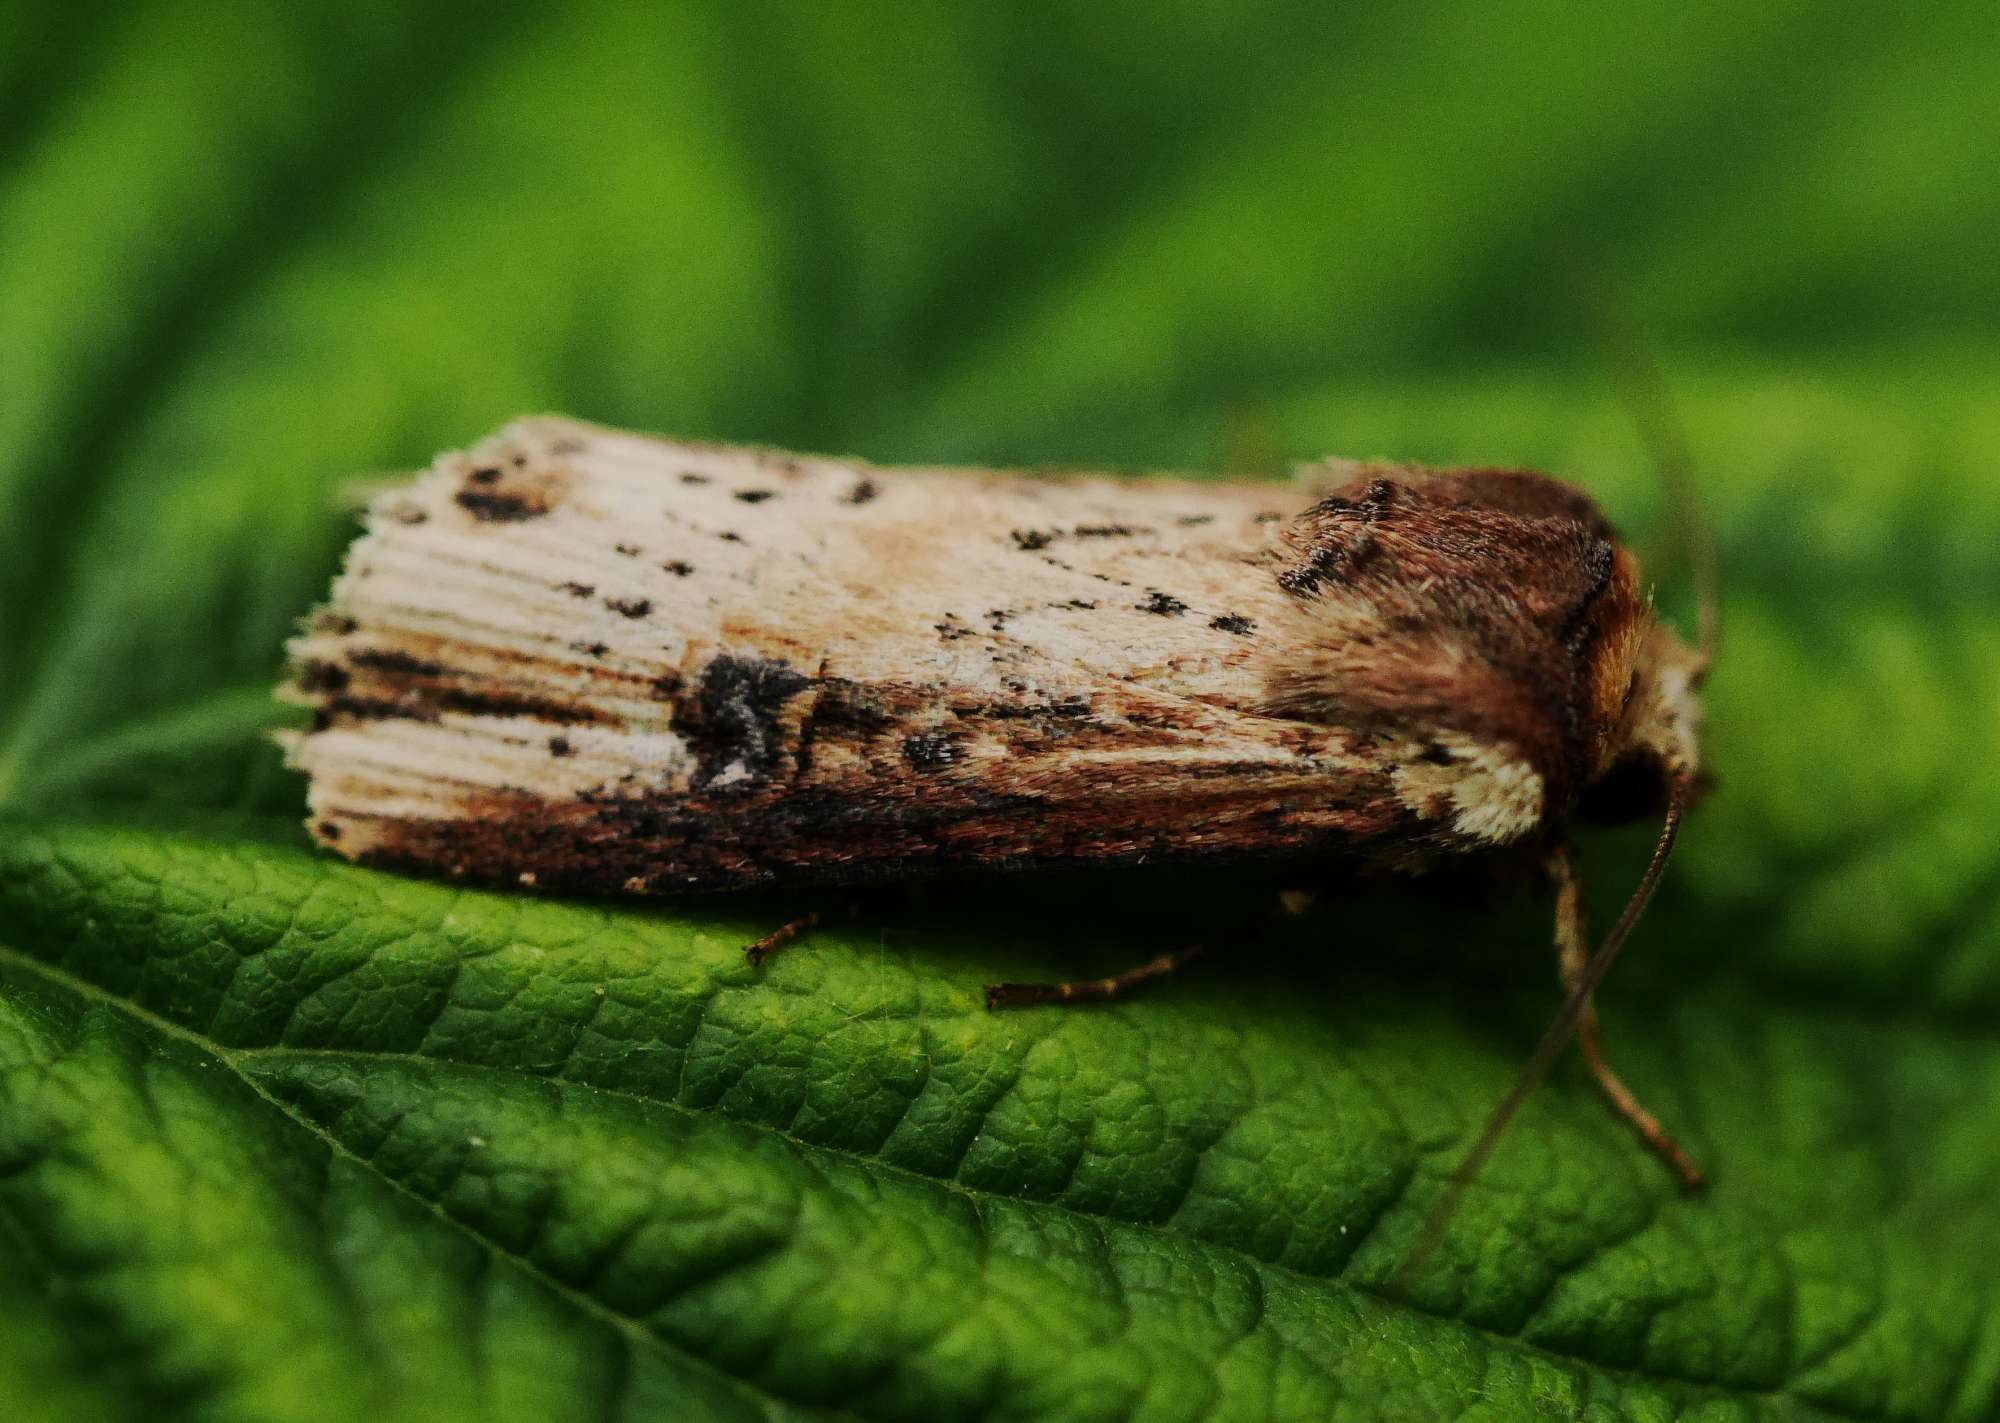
[1579,616,1705,824]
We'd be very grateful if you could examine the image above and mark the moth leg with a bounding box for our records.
[1549,844,1706,1191]
[984,944,1206,1009]
[742,911,822,970]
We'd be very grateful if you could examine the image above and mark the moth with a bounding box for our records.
[283,415,1711,1202]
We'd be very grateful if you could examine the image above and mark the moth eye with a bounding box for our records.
[1419,743,1455,766]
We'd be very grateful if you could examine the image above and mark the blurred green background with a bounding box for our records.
[2,0,1997,807]
[5,4,2000,1420]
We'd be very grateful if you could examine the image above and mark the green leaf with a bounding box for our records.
[4,4,1997,1419]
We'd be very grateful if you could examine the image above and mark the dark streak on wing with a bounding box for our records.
[349,648,448,678]
[295,629,636,730]
[321,645,1431,892]
[353,765,1420,894]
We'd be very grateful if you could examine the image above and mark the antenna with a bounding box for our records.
[1388,772,1693,1297]
[1580,275,1722,674]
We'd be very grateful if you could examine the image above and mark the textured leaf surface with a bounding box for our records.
[4,4,1998,1419]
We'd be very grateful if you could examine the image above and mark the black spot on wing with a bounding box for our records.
[455,490,540,522]
[900,732,958,770]
[670,655,814,790]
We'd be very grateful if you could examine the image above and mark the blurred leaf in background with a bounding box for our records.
[4,3,1999,1420]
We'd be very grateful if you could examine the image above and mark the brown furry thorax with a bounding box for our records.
[1275,463,1701,829]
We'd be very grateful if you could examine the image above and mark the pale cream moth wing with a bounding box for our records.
[284,417,1558,892]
